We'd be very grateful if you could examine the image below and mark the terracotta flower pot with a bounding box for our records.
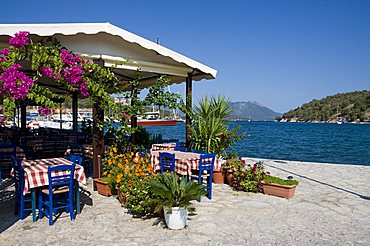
[93,178,116,196]
[117,190,127,205]
[261,181,297,199]
[225,171,234,186]
[212,170,224,184]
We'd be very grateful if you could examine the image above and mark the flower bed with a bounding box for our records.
[102,145,156,214]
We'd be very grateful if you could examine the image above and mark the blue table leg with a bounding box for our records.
[31,189,36,222]
[75,181,80,214]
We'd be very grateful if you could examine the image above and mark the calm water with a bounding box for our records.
[144,122,370,166]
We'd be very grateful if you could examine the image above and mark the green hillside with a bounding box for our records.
[279,90,370,122]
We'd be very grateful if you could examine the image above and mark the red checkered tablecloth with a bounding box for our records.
[151,143,176,151]
[151,150,221,176]
[22,157,87,195]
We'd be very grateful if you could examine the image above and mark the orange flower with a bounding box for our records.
[108,159,112,165]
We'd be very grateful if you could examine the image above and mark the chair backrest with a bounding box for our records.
[68,154,83,165]
[174,146,188,152]
[48,163,76,192]
[175,142,185,147]
[10,155,24,194]
[138,148,151,158]
[192,149,207,154]
[0,143,16,176]
[199,153,216,172]
[159,152,175,173]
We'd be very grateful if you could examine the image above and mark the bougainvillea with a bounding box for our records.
[0,31,121,120]
[0,63,34,99]
[8,31,30,48]
[38,107,51,116]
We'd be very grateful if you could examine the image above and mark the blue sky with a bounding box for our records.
[1,0,369,112]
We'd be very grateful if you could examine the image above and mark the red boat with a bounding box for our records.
[136,119,177,126]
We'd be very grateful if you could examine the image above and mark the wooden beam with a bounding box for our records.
[20,101,26,133]
[130,84,138,145]
[185,73,193,149]
[72,93,78,132]
[59,102,62,130]
[92,58,105,179]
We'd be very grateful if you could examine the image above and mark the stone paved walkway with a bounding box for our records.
[1,158,370,246]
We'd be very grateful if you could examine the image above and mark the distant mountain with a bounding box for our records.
[228,101,282,121]
[280,90,370,123]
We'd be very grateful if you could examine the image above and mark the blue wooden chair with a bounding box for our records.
[38,163,76,225]
[159,152,175,173]
[138,148,151,158]
[10,156,37,221]
[192,149,207,154]
[68,154,83,166]
[174,146,188,152]
[190,153,216,200]
[175,142,185,147]
[0,142,16,182]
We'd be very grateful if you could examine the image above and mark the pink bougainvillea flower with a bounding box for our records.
[60,49,82,65]
[9,31,30,48]
[0,48,10,56]
[39,66,54,78]
[38,107,51,116]
[0,63,34,99]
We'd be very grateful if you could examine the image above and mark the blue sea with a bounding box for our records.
[144,121,370,166]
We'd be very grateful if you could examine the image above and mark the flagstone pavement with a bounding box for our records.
[1,158,370,246]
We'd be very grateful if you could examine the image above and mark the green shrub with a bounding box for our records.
[233,161,265,192]
[263,175,299,186]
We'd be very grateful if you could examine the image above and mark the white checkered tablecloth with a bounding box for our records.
[22,157,87,195]
[151,143,176,151]
[151,150,221,176]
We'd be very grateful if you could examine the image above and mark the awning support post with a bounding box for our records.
[92,58,105,179]
[72,93,78,132]
[185,73,193,149]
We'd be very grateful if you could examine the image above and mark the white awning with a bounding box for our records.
[0,22,217,88]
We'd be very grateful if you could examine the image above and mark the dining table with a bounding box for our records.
[150,150,221,176]
[22,157,87,221]
[151,143,177,151]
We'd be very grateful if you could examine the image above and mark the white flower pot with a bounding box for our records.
[163,207,188,230]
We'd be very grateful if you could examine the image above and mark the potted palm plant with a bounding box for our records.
[148,173,207,230]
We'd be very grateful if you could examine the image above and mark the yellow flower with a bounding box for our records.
[113,147,117,153]
[108,160,112,165]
